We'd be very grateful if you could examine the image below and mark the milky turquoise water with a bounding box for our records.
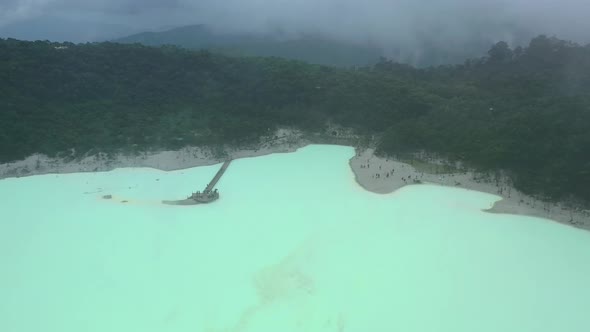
[1,145,590,332]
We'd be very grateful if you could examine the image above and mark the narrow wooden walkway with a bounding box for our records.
[204,160,231,193]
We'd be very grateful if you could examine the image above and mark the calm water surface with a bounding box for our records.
[1,145,589,332]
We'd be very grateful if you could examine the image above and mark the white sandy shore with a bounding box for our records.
[350,148,590,231]
[0,129,308,179]
[1,131,588,231]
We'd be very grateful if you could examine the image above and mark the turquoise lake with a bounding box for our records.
[1,145,590,332]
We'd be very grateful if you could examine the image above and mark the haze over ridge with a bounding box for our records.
[1,0,588,63]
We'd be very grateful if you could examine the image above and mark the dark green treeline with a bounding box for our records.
[0,36,589,202]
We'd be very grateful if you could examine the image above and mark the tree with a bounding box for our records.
[487,41,513,63]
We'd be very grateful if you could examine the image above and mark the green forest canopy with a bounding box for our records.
[113,24,382,68]
[0,36,589,203]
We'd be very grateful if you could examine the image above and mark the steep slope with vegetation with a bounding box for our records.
[0,36,589,202]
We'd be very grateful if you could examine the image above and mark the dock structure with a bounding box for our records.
[162,159,232,206]
[204,159,232,193]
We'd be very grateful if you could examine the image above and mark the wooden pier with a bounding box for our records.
[162,159,232,206]
[204,159,232,193]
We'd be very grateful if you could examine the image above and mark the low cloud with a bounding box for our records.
[1,0,588,62]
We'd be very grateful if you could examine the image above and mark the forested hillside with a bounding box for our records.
[113,25,381,67]
[0,36,589,202]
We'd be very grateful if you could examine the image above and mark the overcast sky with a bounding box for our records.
[1,0,589,47]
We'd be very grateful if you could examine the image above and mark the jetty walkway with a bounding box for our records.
[204,159,231,193]
[162,159,232,206]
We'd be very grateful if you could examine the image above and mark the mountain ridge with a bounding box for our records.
[112,24,383,67]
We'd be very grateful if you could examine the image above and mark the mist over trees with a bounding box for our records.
[113,25,382,67]
[0,35,589,202]
[3,0,590,67]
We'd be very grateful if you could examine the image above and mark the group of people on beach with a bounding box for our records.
[372,168,395,179]
[361,160,395,180]
[361,158,425,184]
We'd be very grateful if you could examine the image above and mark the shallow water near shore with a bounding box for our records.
[1,145,590,332]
